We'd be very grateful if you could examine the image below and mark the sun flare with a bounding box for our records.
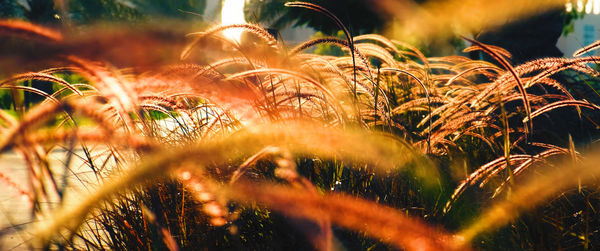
[221,0,246,43]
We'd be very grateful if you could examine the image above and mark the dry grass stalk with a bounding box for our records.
[0,19,63,42]
[458,149,600,244]
[31,122,427,244]
[226,181,467,251]
[1,14,600,249]
[573,39,600,57]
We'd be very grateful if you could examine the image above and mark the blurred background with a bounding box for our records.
[0,0,598,58]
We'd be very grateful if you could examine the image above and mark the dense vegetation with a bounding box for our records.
[1,1,600,250]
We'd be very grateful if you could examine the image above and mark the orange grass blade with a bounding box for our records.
[458,148,600,244]
[377,0,565,42]
[182,23,278,60]
[524,100,600,123]
[573,39,600,57]
[226,181,467,251]
[463,37,532,132]
[0,19,62,42]
[285,2,361,99]
[0,72,83,96]
[31,122,431,245]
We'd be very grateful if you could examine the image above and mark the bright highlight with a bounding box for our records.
[569,0,600,14]
[221,0,246,43]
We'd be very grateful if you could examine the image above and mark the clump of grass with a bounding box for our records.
[1,3,600,250]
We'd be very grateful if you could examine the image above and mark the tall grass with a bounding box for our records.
[1,3,600,250]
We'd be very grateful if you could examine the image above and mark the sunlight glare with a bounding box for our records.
[586,0,593,13]
[565,1,573,12]
[221,0,246,43]
[577,0,584,12]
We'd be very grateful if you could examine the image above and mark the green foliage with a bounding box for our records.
[68,0,144,23]
[562,8,586,36]
[245,0,387,35]
[0,0,24,18]
[313,30,345,56]
[0,90,14,109]
[69,0,206,23]
[0,0,206,24]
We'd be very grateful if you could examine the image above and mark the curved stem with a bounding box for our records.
[381,68,431,154]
